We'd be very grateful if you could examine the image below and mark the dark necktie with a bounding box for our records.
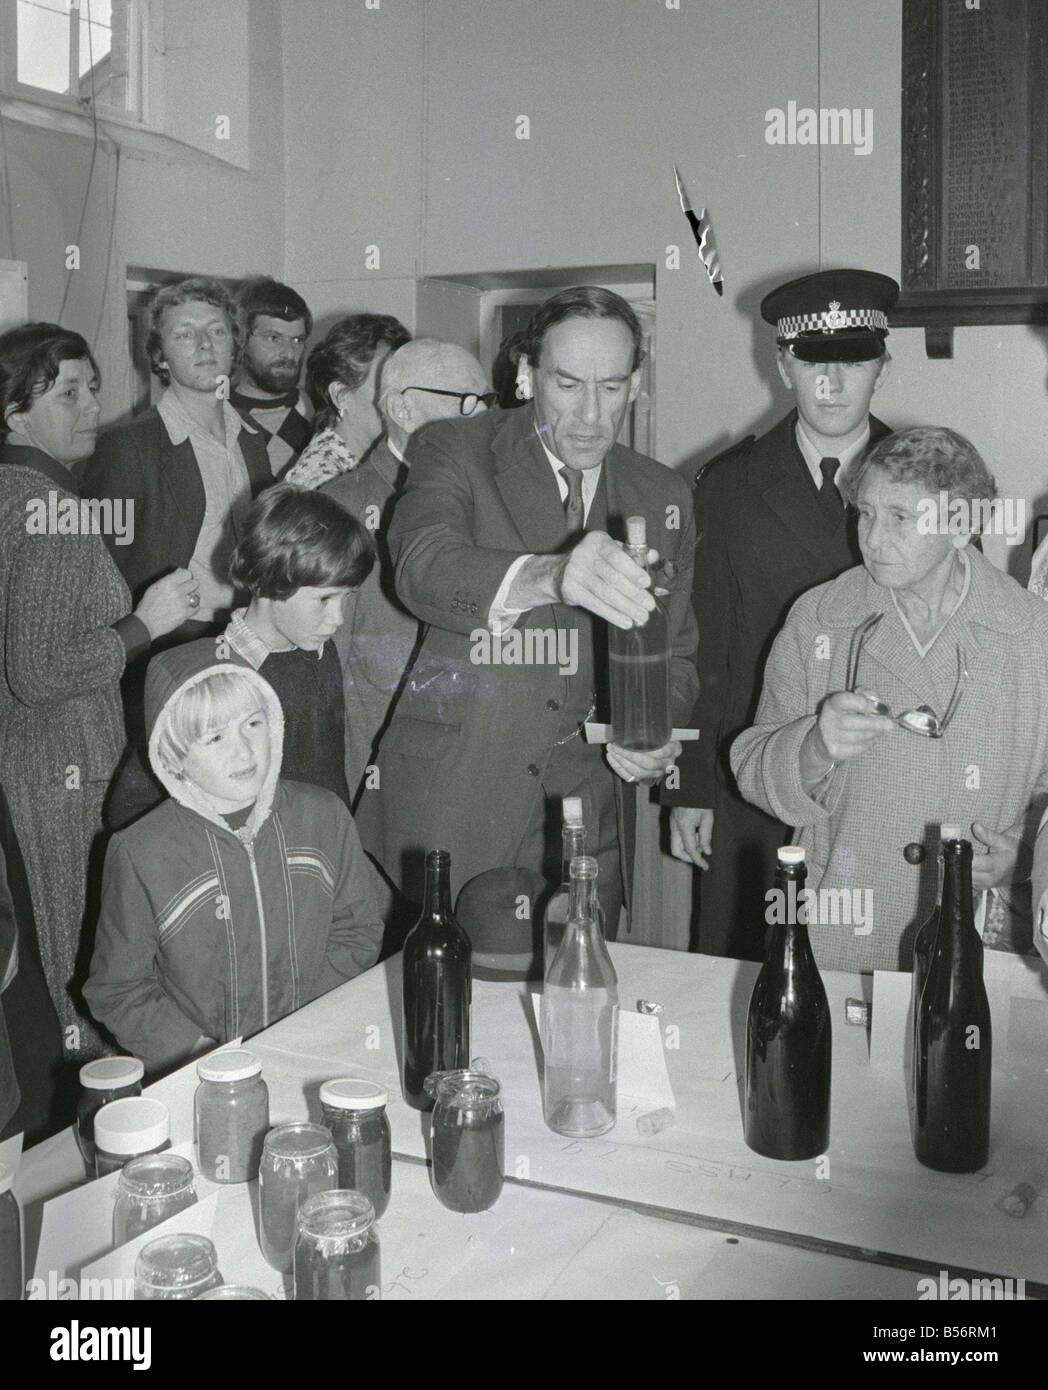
[561,465,585,532]
[819,457,843,514]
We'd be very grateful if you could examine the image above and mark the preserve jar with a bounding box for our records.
[94,1098,170,1178]
[194,1049,269,1183]
[134,1233,223,1300]
[319,1078,391,1219]
[0,1162,21,1301]
[113,1154,198,1246]
[75,1057,144,1174]
[258,1123,338,1274]
[293,1190,380,1301]
[427,1069,504,1213]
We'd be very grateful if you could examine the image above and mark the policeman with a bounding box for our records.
[664,267,900,958]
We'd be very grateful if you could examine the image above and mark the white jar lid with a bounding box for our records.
[196,1048,262,1083]
[319,1078,388,1112]
[79,1056,144,1090]
[94,1097,170,1155]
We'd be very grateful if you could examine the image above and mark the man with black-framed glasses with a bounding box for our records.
[231,276,314,476]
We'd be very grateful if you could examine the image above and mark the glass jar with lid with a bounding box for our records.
[94,1098,171,1178]
[319,1078,391,1219]
[293,1190,380,1301]
[76,1057,144,1175]
[194,1048,269,1183]
[258,1122,338,1274]
[113,1153,198,1246]
[134,1233,223,1300]
[427,1069,504,1213]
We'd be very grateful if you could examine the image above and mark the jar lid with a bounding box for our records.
[79,1056,144,1090]
[196,1048,262,1083]
[0,1161,12,1195]
[319,1078,388,1112]
[94,1097,170,1156]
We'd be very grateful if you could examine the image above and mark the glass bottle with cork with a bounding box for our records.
[608,514,672,751]
[744,846,831,1160]
[912,835,992,1172]
[544,796,606,973]
[542,855,619,1138]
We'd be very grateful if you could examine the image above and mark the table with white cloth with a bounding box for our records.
[14,945,1048,1300]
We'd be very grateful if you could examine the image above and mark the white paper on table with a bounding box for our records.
[30,1138,221,1287]
[583,722,698,745]
[530,993,675,1119]
[76,1191,221,1301]
[0,1132,23,1175]
[145,1037,243,1146]
[873,967,1028,1074]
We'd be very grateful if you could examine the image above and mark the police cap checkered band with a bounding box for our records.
[777,306,889,339]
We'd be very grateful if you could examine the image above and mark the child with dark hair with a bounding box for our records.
[85,656,383,1072]
[106,484,373,825]
[223,483,373,805]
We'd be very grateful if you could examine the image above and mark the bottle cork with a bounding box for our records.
[625,515,647,547]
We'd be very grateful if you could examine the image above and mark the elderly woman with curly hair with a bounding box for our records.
[732,426,1048,972]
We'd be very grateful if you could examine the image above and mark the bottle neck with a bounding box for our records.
[772,863,812,945]
[568,872,598,926]
[939,840,977,950]
[422,857,454,920]
[624,542,650,575]
[561,826,585,884]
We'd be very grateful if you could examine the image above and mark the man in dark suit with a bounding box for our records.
[82,276,272,622]
[664,268,899,959]
[358,287,698,931]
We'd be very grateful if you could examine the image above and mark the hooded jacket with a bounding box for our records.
[85,644,383,1071]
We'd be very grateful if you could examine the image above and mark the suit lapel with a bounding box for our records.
[156,417,205,553]
[493,410,575,553]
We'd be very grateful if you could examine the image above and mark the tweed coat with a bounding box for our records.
[731,549,1048,972]
[357,407,698,904]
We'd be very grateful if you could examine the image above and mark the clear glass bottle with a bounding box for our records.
[195,1285,271,1300]
[913,837,992,1173]
[194,1048,270,1183]
[428,1069,504,1212]
[134,1233,223,1300]
[402,849,472,1111]
[293,1190,381,1301]
[258,1122,338,1274]
[113,1153,198,1246]
[744,846,831,1160]
[0,1161,22,1302]
[543,796,605,972]
[608,515,672,751]
[319,1079,391,1219]
[94,1098,171,1178]
[542,856,619,1138]
[75,1057,144,1176]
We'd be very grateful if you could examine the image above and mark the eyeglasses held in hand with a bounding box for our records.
[845,612,967,738]
[402,387,498,416]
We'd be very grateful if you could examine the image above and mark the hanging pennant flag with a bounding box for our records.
[673,164,724,297]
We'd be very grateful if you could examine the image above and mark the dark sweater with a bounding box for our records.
[258,644,351,807]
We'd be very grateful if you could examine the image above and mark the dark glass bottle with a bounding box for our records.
[913,837,992,1173]
[402,849,472,1111]
[744,846,831,1160]
[608,515,672,751]
[910,824,961,1073]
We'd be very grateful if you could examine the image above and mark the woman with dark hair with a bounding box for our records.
[284,313,410,488]
[732,426,1048,972]
[0,322,199,1067]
